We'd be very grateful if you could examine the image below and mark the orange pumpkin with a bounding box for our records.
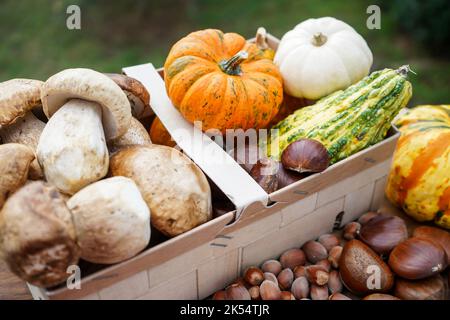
[164,29,283,133]
[149,117,176,147]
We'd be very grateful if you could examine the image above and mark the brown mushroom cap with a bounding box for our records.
[108,117,152,154]
[0,181,80,287]
[105,73,151,119]
[0,79,43,126]
[40,68,132,140]
[109,145,212,237]
[0,143,35,208]
[67,176,150,264]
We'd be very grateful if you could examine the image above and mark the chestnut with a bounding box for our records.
[362,293,400,300]
[358,211,379,225]
[249,158,279,193]
[388,237,447,280]
[279,248,306,270]
[281,139,330,173]
[358,215,408,254]
[261,259,282,276]
[413,226,450,264]
[394,275,446,300]
[339,240,394,295]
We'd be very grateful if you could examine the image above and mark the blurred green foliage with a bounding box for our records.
[1,0,449,105]
[386,0,450,54]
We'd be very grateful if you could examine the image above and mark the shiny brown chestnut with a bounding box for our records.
[340,240,394,295]
[281,139,330,173]
[358,215,408,254]
[249,158,279,193]
[413,226,450,264]
[388,237,447,280]
[394,275,446,300]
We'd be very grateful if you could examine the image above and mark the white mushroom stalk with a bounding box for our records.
[37,68,132,195]
[37,99,109,194]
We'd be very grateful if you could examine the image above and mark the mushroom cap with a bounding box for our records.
[67,176,150,264]
[0,181,80,287]
[105,73,151,119]
[0,79,43,126]
[108,117,152,154]
[109,145,212,237]
[0,143,35,209]
[41,68,132,140]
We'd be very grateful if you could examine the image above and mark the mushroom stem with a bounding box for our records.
[37,99,109,195]
[0,112,45,180]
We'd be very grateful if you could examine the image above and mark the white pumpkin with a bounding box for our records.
[274,17,373,100]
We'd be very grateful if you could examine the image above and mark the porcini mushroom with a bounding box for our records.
[0,79,46,179]
[108,117,152,154]
[0,181,80,287]
[67,176,151,264]
[106,73,152,119]
[0,143,35,208]
[37,68,132,195]
[110,145,212,237]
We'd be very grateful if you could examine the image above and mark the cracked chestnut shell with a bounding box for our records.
[388,237,447,280]
[281,139,330,173]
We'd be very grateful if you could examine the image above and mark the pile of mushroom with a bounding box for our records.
[0,79,46,179]
[0,68,212,288]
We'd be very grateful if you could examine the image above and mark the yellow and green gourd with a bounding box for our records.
[266,66,413,164]
[386,105,450,229]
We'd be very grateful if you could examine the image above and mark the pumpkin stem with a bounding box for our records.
[256,27,269,50]
[311,32,327,46]
[220,51,248,76]
[396,65,416,77]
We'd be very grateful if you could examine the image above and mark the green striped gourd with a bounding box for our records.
[266,66,413,163]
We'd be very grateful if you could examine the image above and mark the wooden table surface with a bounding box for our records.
[0,261,31,300]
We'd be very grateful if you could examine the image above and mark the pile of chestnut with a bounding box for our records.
[212,211,450,300]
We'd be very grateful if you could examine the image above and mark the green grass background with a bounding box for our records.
[1,0,449,105]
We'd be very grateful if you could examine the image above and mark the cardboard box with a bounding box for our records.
[28,32,399,300]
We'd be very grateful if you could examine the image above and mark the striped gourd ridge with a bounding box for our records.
[386,105,450,229]
[266,66,413,163]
